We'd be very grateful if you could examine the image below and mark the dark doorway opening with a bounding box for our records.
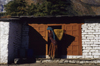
[48,26,62,29]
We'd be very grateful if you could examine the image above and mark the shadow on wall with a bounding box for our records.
[48,32,75,58]
[14,48,36,64]
[28,26,47,57]
[8,23,38,64]
[27,26,75,59]
[56,34,75,58]
[8,22,14,64]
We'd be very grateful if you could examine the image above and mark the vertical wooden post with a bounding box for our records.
[79,24,82,55]
[46,25,48,55]
[46,44,48,55]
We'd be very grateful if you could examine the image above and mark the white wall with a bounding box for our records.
[0,21,9,64]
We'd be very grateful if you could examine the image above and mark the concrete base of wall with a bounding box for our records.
[13,55,100,64]
[14,58,100,64]
[37,59,100,64]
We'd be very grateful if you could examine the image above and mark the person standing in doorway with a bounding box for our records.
[47,27,57,59]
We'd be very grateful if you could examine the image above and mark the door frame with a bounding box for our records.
[46,24,64,55]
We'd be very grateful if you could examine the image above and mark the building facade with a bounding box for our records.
[0,16,100,64]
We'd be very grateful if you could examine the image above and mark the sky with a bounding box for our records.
[0,0,12,12]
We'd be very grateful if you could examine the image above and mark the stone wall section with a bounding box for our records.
[82,23,100,59]
[18,22,29,58]
[8,22,22,59]
[0,21,9,64]
[21,22,29,50]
